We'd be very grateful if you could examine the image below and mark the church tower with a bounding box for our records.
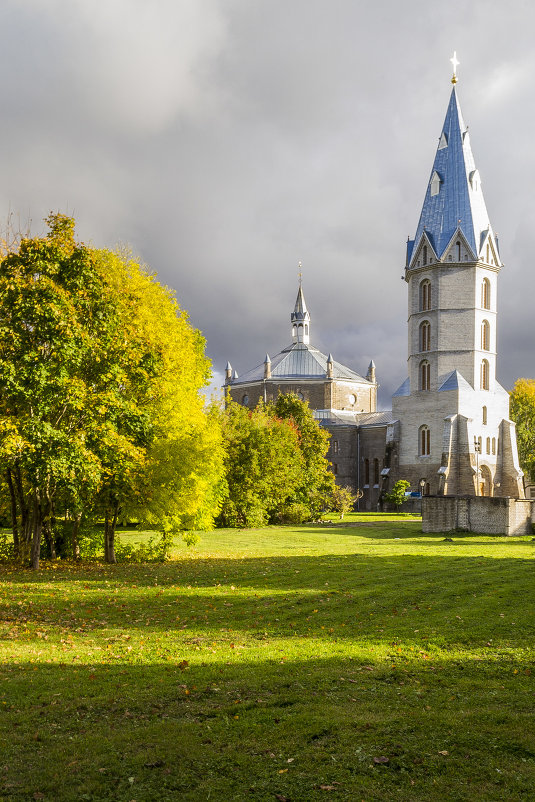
[391,58,523,497]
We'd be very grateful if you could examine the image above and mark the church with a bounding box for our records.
[225,63,524,509]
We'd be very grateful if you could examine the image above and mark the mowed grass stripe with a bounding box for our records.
[0,519,534,801]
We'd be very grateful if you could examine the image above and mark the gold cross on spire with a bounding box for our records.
[450,51,459,84]
[298,261,302,286]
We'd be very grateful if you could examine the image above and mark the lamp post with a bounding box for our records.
[474,436,481,496]
[419,478,426,497]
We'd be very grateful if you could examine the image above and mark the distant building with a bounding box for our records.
[225,69,524,507]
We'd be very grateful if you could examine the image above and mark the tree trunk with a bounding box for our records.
[41,494,56,559]
[71,514,81,560]
[104,501,119,564]
[6,469,19,556]
[14,464,30,551]
[30,497,42,570]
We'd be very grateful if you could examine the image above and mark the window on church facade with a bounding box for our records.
[419,321,431,352]
[373,458,379,485]
[486,437,491,455]
[482,278,490,309]
[481,359,489,390]
[333,440,339,454]
[419,360,430,391]
[419,425,430,456]
[419,279,431,311]
[492,437,496,455]
[481,320,490,351]
[423,245,427,265]
[456,241,461,261]
[242,394,249,406]
[332,463,338,475]
[482,406,487,425]
[364,459,370,486]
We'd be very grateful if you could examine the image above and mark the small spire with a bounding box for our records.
[367,360,376,383]
[326,353,333,379]
[264,354,271,379]
[225,361,232,382]
[298,261,303,287]
[291,281,311,344]
[264,353,271,363]
[232,369,239,380]
[450,50,459,85]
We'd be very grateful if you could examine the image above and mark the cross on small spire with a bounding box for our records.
[450,51,459,84]
[298,261,302,286]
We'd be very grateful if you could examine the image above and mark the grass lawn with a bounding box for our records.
[1,518,534,801]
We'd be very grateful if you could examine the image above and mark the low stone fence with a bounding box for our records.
[422,496,534,536]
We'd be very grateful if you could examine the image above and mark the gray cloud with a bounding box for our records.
[1,0,534,409]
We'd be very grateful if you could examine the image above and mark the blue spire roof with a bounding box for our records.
[408,87,492,264]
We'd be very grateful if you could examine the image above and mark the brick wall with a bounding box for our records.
[422,496,533,535]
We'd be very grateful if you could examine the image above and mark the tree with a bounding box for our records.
[218,401,304,528]
[269,393,335,519]
[330,485,361,519]
[384,479,411,510]
[510,378,535,484]
[0,215,225,566]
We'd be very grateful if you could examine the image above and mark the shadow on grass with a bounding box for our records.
[2,655,535,802]
[2,552,534,653]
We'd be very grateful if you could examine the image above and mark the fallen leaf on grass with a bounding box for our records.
[373,756,389,764]
[319,785,337,790]
[178,660,189,671]
[438,750,449,756]
[278,768,288,774]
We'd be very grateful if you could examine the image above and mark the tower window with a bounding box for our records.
[333,440,339,454]
[373,458,379,485]
[430,171,441,196]
[423,245,428,265]
[456,241,461,261]
[482,278,491,310]
[481,359,489,390]
[364,459,370,486]
[492,437,496,455]
[419,279,431,311]
[481,320,490,351]
[419,425,430,456]
[486,437,491,455]
[482,406,487,425]
[332,463,338,475]
[419,321,431,352]
[419,360,430,391]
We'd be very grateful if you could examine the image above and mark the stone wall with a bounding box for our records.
[422,496,533,536]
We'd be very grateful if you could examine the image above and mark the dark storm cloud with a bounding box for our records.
[1,0,534,408]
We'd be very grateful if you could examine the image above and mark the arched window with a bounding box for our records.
[304,324,309,335]
[419,425,430,456]
[333,440,339,454]
[486,437,491,455]
[425,482,430,496]
[492,437,496,455]
[482,406,487,425]
[364,459,370,485]
[481,320,490,351]
[242,394,249,406]
[419,360,430,391]
[419,279,431,311]
[419,321,431,352]
[481,359,489,390]
[373,459,379,485]
[332,463,338,475]
[482,278,490,310]
[456,241,461,261]
[423,245,427,265]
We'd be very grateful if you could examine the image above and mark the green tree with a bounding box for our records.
[330,485,361,519]
[218,401,304,528]
[510,378,535,484]
[384,479,411,510]
[269,393,335,519]
[0,215,225,566]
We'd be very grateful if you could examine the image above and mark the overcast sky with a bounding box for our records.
[1,0,534,407]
